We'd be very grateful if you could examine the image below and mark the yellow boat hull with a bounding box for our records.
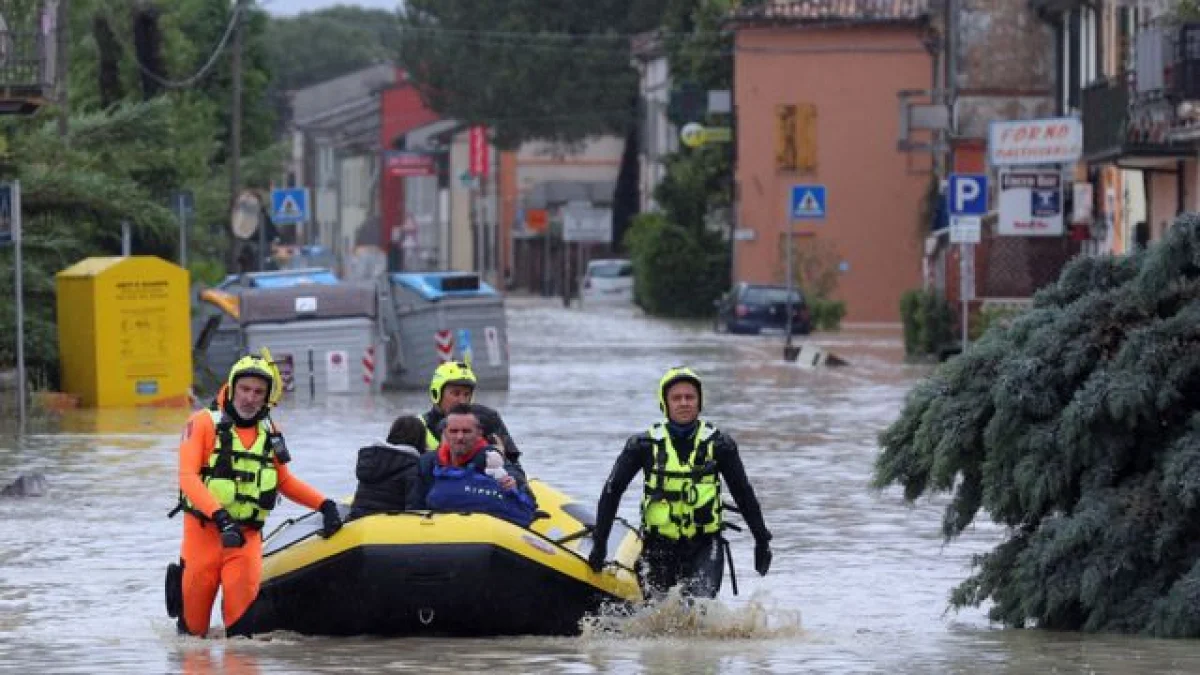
[238,480,643,636]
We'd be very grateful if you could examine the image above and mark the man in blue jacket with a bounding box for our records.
[409,404,536,527]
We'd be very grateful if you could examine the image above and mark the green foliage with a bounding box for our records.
[0,98,187,384]
[782,237,846,329]
[1166,0,1200,22]
[899,289,955,358]
[396,0,667,145]
[625,212,726,317]
[809,298,846,332]
[0,1,299,391]
[625,139,731,317]
[656,145,731,226]
[661,0,734,91]
[263,6,403,95]
[971,303,1026,341]
[188,257,226,289]
[874,215,1200,635]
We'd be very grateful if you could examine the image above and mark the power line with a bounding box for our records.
[395,25,928,57]
[394,24,721,43]
[122,3,244,89]
[393,19,931,46]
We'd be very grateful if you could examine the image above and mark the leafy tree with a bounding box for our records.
[873,214,1200,636]
[0,0,286,387]
[0,102,179,385]
[625,212,726,317]
[622,0,736,316]
[396,0,667,146]
[262,6,403,94]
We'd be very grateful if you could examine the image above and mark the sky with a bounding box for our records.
[265,0,400,17]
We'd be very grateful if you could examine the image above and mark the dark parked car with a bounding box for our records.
[715,283,811,335]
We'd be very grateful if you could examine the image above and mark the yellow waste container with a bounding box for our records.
[56,256,193,408]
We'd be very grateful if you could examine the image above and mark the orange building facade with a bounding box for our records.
[731,11,934,322]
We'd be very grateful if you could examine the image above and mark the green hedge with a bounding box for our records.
[625,212,728,318]
[809,298,846,331]
[899,288,954,357]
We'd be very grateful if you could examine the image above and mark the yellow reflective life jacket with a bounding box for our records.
[181,411,281,528]
[419,412,440,453]
[640,420,723,539]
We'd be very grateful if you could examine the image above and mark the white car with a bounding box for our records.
[580,258,634,306]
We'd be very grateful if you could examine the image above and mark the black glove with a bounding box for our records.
[212,509,244,549]
[754,539,772,576]
[319,499,343,538]
[587,544,607,573]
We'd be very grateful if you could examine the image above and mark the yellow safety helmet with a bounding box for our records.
[429,360,477,405]
[659,366,703,414]
[227,348,284,408]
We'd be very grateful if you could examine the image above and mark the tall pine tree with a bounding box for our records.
[874,215,1200,636]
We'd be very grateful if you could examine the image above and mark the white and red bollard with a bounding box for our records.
[362,346,375,388]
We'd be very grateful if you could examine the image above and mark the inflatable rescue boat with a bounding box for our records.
[236,479,643,636]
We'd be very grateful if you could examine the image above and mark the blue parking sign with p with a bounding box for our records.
[948,174,988,216]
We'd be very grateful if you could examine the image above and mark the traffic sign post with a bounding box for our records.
[784,184,827,362]
[947,174,989,351]
[790,184,827,221]
[173,190,194,269]
[271,187,310,226]
[1,182,25,431]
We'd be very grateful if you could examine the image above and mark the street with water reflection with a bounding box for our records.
[3,298,1200,673]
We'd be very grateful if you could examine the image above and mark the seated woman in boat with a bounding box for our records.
[347,415,426,521]
[408,404,537,527]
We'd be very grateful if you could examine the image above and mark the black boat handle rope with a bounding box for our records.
[721,535,739,596]
[262,517,296,544]
[555,527,593,545]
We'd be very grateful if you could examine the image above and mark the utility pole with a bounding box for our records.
[228,0,247,269]
[56,0,69,140]
[229,0,246,207]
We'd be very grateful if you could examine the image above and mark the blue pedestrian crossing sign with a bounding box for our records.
[790,184,827,221]
[271,187,310,225]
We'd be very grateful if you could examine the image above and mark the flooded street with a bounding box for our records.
[4,298,1200,673]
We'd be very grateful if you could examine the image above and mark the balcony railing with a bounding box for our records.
[1082,76,1193,162]
[0,0,58,111]
[1131,21,1200,102]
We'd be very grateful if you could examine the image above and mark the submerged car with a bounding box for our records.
[580,258,634,306]
[715,283,811,335]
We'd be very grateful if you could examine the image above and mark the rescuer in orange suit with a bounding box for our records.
[167,354,342,637]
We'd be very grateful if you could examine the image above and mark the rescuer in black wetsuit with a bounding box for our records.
[588,367,772,599]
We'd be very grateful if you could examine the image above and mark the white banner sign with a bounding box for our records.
[999,171,1064,237]
[562,205,613,243]
[989,118,1082,166]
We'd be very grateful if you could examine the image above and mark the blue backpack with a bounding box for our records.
[426,465,537,528]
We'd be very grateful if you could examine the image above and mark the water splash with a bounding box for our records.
[579,588,804,640]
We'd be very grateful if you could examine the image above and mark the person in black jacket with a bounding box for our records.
[588,367,772,599]
[347,415,426,521]
[420,362,523,478]
[420,361,523,475]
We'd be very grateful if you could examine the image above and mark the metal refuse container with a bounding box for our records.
[384,272,510,392]
[238,281,382,397]
[244,318,380,398]
[192,269,357,394]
